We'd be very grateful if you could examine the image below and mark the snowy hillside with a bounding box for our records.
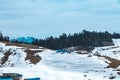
[0,42,44,67]
[92,39,120,62]
[0,40,120,80]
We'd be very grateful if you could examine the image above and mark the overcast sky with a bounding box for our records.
[0,0,120,38]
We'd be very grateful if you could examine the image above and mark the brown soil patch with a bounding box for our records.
[100,56,120,68]
[25,49,42,64]
[6,42,39,49]
[0,41,45,65]
[76,50,88,54]
[0,41,47,50]
[1,41,40,49]
[97,55,120,75]
[1,50,12,65]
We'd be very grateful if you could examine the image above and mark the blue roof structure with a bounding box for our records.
[0,73,23,80]
[56,49,68,53]
[25,77,40,80]
[0,77,13,80]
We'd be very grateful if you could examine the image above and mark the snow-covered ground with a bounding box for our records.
[92,39,120,60]
[0,39,120,80]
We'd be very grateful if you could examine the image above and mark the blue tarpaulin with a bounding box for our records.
[0,78,13,80]
[25,77,40,80]
[56,50,68,53]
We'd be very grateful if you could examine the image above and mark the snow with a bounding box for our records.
[39,51,106,72]
[0,42,28,67]
[30,49,45,51]
[113,39,120,46]
[0,39,120,80]
[0,63,117,80]
[92,39,120,60]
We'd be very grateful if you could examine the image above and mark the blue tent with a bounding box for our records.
[24,77,40,80]
[0,73,23,80]
[56,49,68,53]
[0,77,13,80]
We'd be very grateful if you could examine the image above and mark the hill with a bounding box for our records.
[0,39,120,80]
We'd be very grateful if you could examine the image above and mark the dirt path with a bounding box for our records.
[101,56,120,68]
[98,55,120,75]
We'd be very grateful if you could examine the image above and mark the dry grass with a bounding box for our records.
[103,56,120,68]
[97,55,120,75]
[1,50,12,65]
[0,49,42,65]
[6,42,40,49]
[25,49,42,64]
[76,50,88,54]
[99,56,120,68]
[1,41,41,49]
[0,41,44,65]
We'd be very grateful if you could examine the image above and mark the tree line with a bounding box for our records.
[32,30,120,50]
[0,31,9,42]
[1,30,120,50]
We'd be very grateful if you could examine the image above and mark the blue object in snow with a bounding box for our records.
[24,77,40,80]
[56,49,68,53]
[0,78,13,80]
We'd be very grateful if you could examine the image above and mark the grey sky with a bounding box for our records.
[0,0,120,38]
